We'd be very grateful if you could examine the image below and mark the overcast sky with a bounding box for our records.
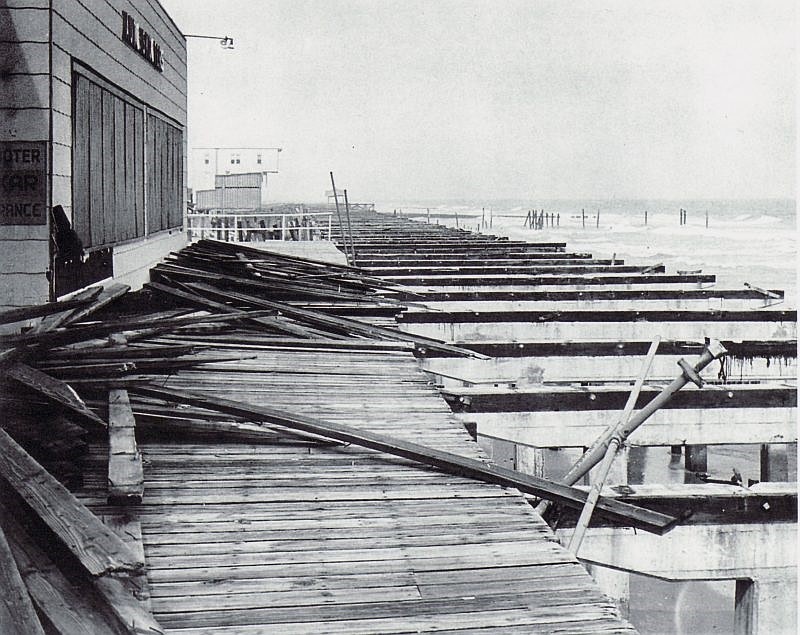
[161,0,795,202]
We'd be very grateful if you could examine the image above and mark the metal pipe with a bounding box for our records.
[560,339,727,487]
[535,337,661,517]
[566,337,661,482]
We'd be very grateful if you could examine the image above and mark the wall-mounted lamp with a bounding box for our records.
[185,34,235,50]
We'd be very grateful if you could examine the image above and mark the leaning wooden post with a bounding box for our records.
[329,172,350,263]
[568,435,622,554]
[343,189,356,265]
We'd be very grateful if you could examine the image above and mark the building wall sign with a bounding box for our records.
[122,11,164,72]
[0,141,47,226]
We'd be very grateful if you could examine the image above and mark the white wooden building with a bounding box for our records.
[0,0,188,310]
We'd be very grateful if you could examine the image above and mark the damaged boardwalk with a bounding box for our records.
[77,346,635,634]
[0,234,646,634]
[0,208,795,633]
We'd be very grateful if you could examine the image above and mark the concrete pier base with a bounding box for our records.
[587,564,631,619]
[515,444,545,478]
[735,576,798,635]
[558,521,797,635]
[685,444,708,473]
[760,443,790,482]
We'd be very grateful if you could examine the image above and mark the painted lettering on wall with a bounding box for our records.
[122,10,164,72]
[0,141,47,226]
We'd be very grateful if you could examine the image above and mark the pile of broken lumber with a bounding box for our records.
[0,240,681,633]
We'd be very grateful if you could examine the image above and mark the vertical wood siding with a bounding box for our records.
[73,71,160,248]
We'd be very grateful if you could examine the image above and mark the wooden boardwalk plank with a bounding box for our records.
[107,389,144,504]
[0,428,143,576]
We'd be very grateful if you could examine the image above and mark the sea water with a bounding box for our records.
[377,199,797,633]
[379,198,796,301]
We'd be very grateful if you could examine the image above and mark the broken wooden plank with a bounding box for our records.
[186,281,489,359]
[0,510,121,635]
[31,286,103,334]
[107,390,144,505]
[3,362,107,431]
[744,282,783,300]
[130,384,679,534]
[0,309,279,349]
[52,283,131,328]
[146,281,321,339]
[0,522,46,635]
[0,296,97,326]
[94,515,164,634]
[0,428,144,576]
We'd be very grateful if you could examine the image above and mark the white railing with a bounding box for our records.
[186,210,333,243]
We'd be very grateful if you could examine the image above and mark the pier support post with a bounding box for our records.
[587,444,629,488]
[735,576,797,635]
[584,444,631,618]
[685,444,707,473]
[759,443,789,482]
[515,445,545,478]
[587,564,630,619]
[515,445,544,478]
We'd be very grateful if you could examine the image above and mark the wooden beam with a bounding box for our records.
[145,281,321,339]
[186,281,489,359]
[397,308,796,324]
[0,428,143,576]
[3,363,107,431]
[94,515,164,634]
[107,390,144,505]
[0,523,46,635]
[30,286,103,333]
[1,511,121,635]
[92,574,164,635]
[130,384,679,534]
[0,295,98,326]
